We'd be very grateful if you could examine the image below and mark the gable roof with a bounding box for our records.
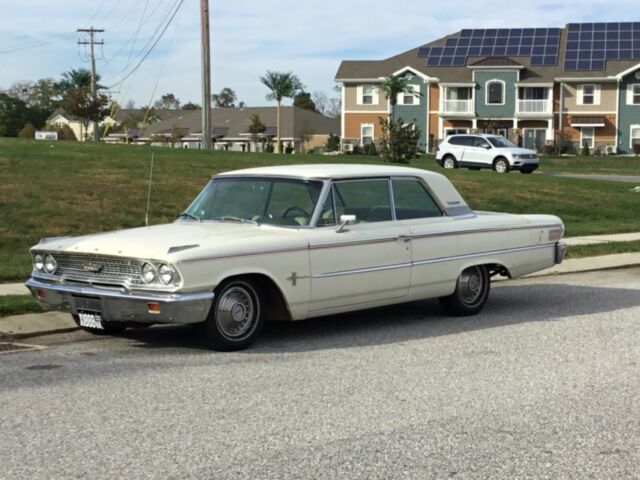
[468,57,523,68]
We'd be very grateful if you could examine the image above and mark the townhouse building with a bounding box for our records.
[336,22,640,154]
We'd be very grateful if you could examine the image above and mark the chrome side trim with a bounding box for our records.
[313,243,555,278]
[410,223,562,240]
[412,242,556,267]
[179,246,308,264]
[312,261,412,279]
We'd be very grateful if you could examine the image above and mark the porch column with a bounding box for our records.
[513,118,518,129]
[472,118,478,131]
[546,119,554,143]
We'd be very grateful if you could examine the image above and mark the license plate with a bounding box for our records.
[77,311,104,330]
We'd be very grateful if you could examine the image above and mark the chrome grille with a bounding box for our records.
[51,253,144,286]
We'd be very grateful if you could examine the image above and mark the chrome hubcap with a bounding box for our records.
[444,158,455,169]
[216,286,255,338]
[458,267,484,305]
[496,161,507,173]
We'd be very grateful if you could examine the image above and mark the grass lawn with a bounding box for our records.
[1,138,639,282]
[0,295,41,317]
[538,155,640,175]
[566,240,640,259]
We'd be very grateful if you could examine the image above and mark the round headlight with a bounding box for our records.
[141,263,157,284]
[158,264,175,285]
[44,254,57,273]
[34,254,45,272]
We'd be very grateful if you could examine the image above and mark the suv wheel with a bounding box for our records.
[493,158,510,174]
[442,155,457,169]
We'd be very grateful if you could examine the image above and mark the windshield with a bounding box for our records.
[487,136,516,148]
[181,177,324,226]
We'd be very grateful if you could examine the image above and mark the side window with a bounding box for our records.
[448,136,464,146]
[392,179,443,220]
[472,136,491,148]
[333,179,392,223]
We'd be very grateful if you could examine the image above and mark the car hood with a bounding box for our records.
[501,147,537,156]
[32,221,306,261]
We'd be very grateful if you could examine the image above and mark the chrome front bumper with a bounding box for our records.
[555,241,567,264]
[25,277,214,325]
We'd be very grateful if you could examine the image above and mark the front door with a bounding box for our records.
[463,136,494,166]
[306,178,412,313]
[524,129,546,151]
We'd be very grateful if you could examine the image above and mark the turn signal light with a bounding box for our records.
[37,289,46,299]
[147,303,161,314]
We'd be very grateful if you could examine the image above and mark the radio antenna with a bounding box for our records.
[145,153,154,226]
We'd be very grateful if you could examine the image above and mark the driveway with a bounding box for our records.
[2,268,639,479]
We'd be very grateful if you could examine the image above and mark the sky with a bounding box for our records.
[0,0,637,108]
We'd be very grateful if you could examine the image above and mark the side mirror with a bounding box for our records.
[336,214,357,233]
[482,143,491,149]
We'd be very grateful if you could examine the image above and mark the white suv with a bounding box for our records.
[436,134,539,174]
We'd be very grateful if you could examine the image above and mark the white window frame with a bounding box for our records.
[630,124,640,149]
[444,128,469,136]
[360,123,374,145]
[580,126,595,149]
[485,79,505,106]
[398,85,420,106]
[626,84,640,105]
[357,85,378,105]
[578,84,600,106]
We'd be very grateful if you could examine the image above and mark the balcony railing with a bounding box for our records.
[442,99,473,114]
[517,99,551,114]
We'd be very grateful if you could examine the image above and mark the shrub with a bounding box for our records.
[18,122,36,139]
[350,145,363,155]
[378,117,421,164]
[581,143,590,156]
[633,143,640,157]
[543,144,555,156]
[363,142,378,156]
[285,142,294,154]
[325,133,340,152]
[593,147,602,156]
[555,130,574,155]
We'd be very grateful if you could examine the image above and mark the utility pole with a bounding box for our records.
[200,0,212,150]
[77,27,104,143]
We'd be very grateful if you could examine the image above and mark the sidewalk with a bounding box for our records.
[563,232,640,246]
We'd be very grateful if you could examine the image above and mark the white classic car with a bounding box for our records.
[26,164,566,351]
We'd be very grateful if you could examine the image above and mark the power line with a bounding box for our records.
[0,33,74,55]
[105,0,184,89]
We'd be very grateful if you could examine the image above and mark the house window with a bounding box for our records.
[398,85,420,106]
[628,84,640,105]
[445,128,469,136]
[360,85,376,105]
[631,125,640,148]
[486,80,504,105]
[361,124,374,145]
[580,84,598,105]
[581,127,595,149]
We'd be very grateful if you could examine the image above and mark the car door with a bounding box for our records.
[464,136,494,166]
[306,178,412,313]
[446,136,466,161]
[391,177,461,299]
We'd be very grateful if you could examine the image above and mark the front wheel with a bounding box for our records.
[197,279,265,351]
[439,265,490,316]
[493,158,510,174]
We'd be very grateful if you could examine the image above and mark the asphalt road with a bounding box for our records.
[2,268,639,479]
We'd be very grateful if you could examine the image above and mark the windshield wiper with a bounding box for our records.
[178,212,202,222]
[213,215,258,225]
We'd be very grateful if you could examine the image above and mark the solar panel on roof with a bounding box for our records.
[418,27,562,67]
[564,21,640,70]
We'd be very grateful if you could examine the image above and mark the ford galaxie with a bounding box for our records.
[26,164,566,350]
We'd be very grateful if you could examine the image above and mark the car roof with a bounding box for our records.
[215,164,443,180]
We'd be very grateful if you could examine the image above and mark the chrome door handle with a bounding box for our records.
[397,235,411,243]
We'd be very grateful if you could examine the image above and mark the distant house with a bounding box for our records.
[45,108,184,142]
[133,106,340,152]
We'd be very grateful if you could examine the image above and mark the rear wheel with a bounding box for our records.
[72,314,127,336]
[442,155,458,169]
[439,265,490,316]
[493,158,510,174]
[197,279,265,351]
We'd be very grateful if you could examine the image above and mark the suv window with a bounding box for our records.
[392,179,442,220]
[472,136,492,148]
[449,136,473,146]
[332,179,392,223]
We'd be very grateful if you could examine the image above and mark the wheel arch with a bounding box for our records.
[457,260,512,279]
[215,272,292,322]
[492,155,509,166]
